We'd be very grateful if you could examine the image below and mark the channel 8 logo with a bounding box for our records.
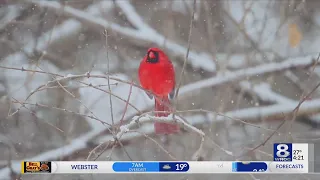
[273,143,292,161]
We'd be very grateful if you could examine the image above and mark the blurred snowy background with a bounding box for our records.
[1,0,320,179]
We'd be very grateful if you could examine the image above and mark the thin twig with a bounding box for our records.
[11,100,112,127]
[90,80,134,161]
[129,130,177,160]
[119,80,133,127]
[238,81,320,158]
[11,98,64,133]
[104,30,115,129]
[173,0,197,116]
[86,141,111,161]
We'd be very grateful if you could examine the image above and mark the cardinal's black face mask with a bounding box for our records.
[146,51,159,63]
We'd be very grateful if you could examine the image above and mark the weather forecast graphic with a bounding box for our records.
[19,143,314,174]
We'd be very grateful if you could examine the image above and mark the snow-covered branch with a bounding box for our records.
[28,0,216,72]
[2,95,320,178]
[180,54,318,95]
[115,1,154,33]
[115,0,216,72]
[2,54,317,121]
[238,81,294,104]
[0,1,116,111]
[238,80,320,124]
[0,126,106,178]
[0,5,24,30]
[0,113,205,177]
[24,1,115,54]
[1,2,320,178]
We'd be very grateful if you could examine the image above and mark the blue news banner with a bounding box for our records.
[113,162,189,172]
[232,162,267,172]
[114,162,267,172]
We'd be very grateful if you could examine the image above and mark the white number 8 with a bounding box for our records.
[276,144,290,158]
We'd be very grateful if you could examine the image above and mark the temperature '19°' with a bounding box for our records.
[176,163,188,171]
[159,162,190,172]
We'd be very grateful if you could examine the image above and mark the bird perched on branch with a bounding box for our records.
[138,47,180,134]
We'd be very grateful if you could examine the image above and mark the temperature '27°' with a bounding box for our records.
[293,149,302,155]
[176,163,187,171]
[293,149,304,161]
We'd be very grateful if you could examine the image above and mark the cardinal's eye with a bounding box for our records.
[146,51,159,63]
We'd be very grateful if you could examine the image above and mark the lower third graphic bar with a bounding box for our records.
[112,162,189,172]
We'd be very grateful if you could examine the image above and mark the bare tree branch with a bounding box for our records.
[28,0,217,72]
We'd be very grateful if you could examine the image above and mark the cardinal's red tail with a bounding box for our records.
[154,96,180,134]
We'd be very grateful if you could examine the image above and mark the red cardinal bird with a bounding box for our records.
[138,47,180,134]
